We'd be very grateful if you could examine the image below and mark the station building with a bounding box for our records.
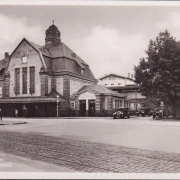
[0,23,124,117]
[98,73,146,111]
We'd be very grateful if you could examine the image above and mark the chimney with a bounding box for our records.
[131,74,133,79]
[128,72,130,78]
[5,52,9,58]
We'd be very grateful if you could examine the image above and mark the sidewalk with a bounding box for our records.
[0,119,27,125]
[0,152,76,172]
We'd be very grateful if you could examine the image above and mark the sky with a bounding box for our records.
[0,5,180,79]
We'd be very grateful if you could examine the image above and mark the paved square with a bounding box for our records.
[1,129,180,172]
[1,117,180,172]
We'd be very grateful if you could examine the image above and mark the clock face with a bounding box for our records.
[22,56,28,64]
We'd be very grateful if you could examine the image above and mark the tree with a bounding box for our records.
[134,30,180,118]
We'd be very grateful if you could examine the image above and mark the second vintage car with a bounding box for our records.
[136,107,152,117]
[113,107,130,119]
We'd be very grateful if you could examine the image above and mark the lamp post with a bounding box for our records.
[56,95,59,119]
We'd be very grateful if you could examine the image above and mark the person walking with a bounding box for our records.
[0,108,2,121]
[25,108,28,118]
[15,109,18,118]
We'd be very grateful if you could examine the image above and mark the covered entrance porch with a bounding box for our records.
[79,92,96,117]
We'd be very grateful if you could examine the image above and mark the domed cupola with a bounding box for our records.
[45,21,61,47]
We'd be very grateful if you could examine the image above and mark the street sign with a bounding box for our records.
[160,101,164,107]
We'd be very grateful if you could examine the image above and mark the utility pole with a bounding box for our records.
[56,95,59,119]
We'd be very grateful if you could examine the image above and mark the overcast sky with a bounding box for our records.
[0,5,180,78]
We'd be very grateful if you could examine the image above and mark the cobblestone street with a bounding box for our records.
[1,130,180,172]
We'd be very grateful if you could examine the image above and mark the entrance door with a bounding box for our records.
[89,100,95,116]
[79,100,86,116]
[26,104,35,117]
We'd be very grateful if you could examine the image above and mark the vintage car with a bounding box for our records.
[136,107,152,117]
[113,107,130,119]
[153,109,163,120]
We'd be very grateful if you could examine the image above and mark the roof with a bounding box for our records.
[46,24,59,32]
[99,73,135,82]
[108,84,139,91]
[29,41,96,82]
[6,37,96,82]
[0,96,67,103]
[47,88,64,99]
[74,84,125,98]
[125,98,147,103]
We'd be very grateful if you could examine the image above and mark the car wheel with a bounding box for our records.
[113,116,116,119]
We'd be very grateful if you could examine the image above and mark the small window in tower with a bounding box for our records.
[72,53,76,58]
[48,31,52,36]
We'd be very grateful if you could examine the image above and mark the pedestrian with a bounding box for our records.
[0,108,2,121]
[25,108,28,118]
[15,109,18,118]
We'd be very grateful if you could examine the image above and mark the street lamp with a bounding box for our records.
[56,95,59,119]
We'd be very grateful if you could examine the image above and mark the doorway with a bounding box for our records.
[89,100,95,116]
[79,100,86,116]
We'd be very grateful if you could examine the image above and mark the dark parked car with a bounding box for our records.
[153,109,163,120]
[136,107,152,117]
[113,107,130,119]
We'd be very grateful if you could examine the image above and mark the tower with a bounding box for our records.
[45,21,61,47]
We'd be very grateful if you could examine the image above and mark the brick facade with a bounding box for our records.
[63,75,70,100]
[70,77,93,96]
[4,74,10,98]
[40,74,48,96]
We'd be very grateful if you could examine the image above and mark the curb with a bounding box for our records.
[0,122,27,125]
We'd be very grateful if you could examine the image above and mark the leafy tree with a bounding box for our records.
[134,30,180,118]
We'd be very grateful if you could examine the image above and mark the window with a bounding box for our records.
[104,98,108,109]
[71,102,75,110]
[30,67,35,94]
[22,56,28,64]
[111,83,114,86]
[118,83,121,86]
[15,68,20,94]
[113,99,116,109]
[22,67,27,94]
[120,100,122,107]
